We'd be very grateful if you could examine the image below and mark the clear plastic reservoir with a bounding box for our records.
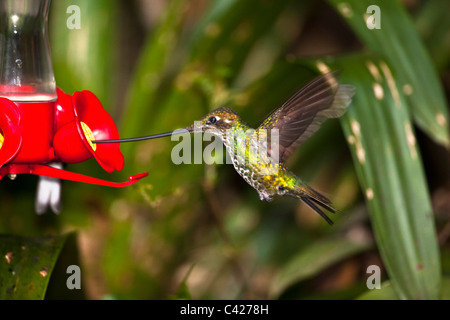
[0,0,57,102]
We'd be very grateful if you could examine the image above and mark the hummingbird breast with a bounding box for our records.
[223,128,280,201]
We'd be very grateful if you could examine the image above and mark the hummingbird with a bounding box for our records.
[94,71,355,225]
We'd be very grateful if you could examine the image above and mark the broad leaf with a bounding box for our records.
[0,234,68,300]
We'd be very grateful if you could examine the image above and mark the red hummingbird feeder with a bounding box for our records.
[0,0,148,213]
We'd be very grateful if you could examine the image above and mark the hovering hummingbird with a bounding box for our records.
[94,71,355,225]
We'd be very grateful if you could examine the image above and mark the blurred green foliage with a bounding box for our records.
[0,0,449,300]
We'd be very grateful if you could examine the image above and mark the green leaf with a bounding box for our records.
[316,55,441,299]
[270,236,372,298]
[357,281,398,300]
[414,0,450,71]
[168,274,193,301]
[327,0,449,146]
[0,234,68,300]
[358,278,450,300]
[171,282,192,300]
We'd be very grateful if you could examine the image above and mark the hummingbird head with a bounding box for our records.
[186,107,241,135]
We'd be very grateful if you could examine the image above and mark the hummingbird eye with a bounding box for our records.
[208,116,218,125]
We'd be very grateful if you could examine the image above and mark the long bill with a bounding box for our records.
[92,127,193,144]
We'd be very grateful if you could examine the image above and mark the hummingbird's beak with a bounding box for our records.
[92,127,194,144]
[185,123,207,134]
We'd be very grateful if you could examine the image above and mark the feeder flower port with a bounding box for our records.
[0,0,148,199]
[0,88,147,187]
[53,88,125,173]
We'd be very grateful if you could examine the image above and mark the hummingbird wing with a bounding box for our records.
[258,71,355,162]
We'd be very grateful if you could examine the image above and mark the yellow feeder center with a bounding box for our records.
[0,132,4,150]
[80,122,97,151]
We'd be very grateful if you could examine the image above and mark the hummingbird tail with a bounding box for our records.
[295,185,342,225]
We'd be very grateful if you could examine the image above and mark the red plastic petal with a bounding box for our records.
[53,120,93,163]
[0,164,148,187]
[72,91,124,173]
[54,88,76,131]
[0,98,23,168]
